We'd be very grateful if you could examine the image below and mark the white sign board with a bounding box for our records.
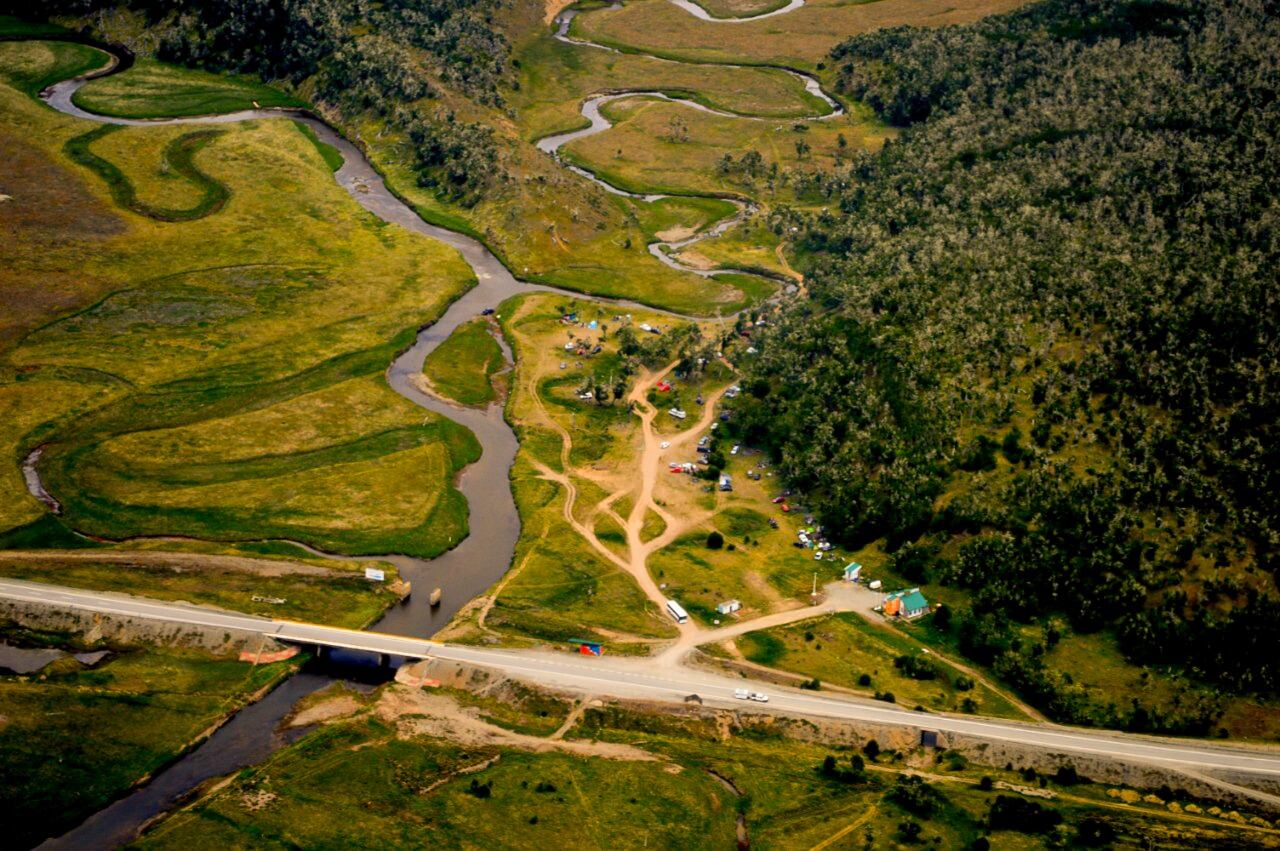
[365,567,386,582]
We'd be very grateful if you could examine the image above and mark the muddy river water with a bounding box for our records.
[43,68,553,635]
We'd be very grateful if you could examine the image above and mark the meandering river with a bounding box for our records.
[23,1,828,841]
[30,7,840,630]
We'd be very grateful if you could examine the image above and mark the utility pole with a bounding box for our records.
[811,571,818,602]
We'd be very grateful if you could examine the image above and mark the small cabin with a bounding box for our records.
[883,588,930,620]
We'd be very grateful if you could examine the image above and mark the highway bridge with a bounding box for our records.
[4,577,1280,786]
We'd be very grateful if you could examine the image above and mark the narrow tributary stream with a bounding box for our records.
[547,5,840,280]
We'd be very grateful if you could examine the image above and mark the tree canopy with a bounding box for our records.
[735,0,1280,723]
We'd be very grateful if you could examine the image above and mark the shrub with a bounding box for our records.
[1001,427,1024,464]
[706,531,725,550]
[897,821,924,843]
[1075,816,1116,846]
[819,754,867,784]
[887,774,943,817]
[894,654,939,680]
[987,795,1063,833]
[1053,765,1083,786]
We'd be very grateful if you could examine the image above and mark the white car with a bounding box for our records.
[660,441,670,449]
[734,688,750,700]
[731,445,740,455]
[815,551,825,560]
[749,692,769,703]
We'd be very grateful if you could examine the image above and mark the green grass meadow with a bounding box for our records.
[423,318,506,406]
[0,45,479,558]
[0,552,399,628]
[131,684,1267,850]
[0,38,109,97]
[737,612,1028,718]
[72,56,304,118]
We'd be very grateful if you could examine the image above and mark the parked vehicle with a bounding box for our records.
[749,692,769,703]
[665,599,689,624]
[669,408,687,420]
[734,688,750,700]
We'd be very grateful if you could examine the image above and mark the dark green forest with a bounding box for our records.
[735,0,1279,730]
[17,0,507,202]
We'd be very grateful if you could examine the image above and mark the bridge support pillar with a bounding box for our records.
[377,653,390,668]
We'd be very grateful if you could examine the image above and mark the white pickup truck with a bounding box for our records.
[734,689,769,702]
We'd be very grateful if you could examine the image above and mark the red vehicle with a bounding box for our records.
[656,381,672,392]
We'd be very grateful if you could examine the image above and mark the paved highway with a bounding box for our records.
[5,578,1280,781]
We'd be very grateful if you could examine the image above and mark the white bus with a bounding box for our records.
[665,599,689,624]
